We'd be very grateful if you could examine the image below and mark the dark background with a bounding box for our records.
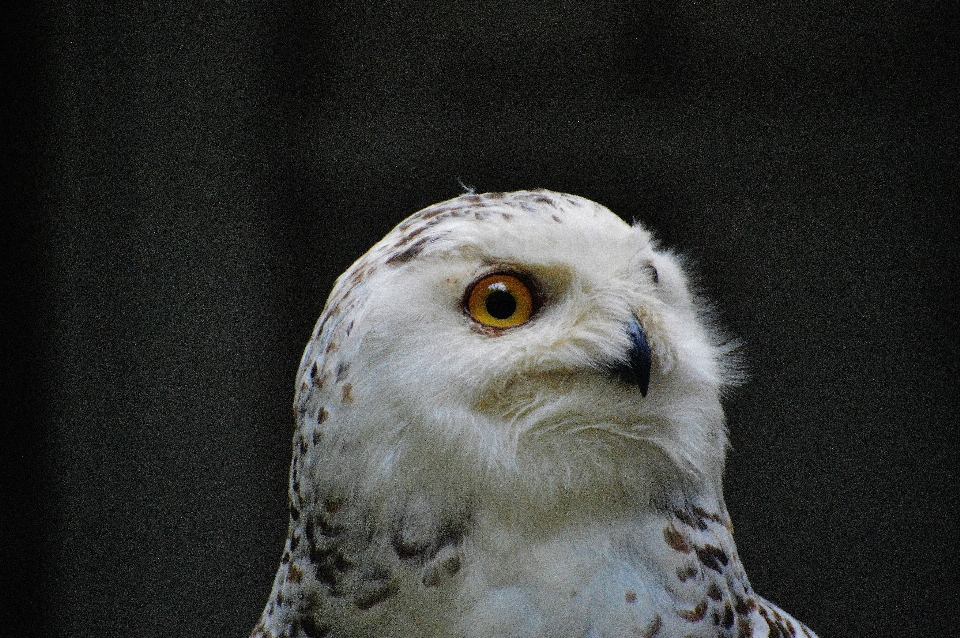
[4,2,957,637]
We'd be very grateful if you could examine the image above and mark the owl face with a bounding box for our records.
[296,191,734,516]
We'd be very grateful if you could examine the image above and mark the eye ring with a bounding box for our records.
[464,272,538,329]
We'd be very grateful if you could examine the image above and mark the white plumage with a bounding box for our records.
[251,190,819,638]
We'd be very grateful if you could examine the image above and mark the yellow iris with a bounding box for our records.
[465,273,535,328]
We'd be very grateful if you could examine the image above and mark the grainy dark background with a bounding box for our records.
[3,2,957,637]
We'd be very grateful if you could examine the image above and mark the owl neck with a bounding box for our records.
[343,428,727,534]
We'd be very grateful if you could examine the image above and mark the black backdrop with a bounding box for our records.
[4,3,958,637]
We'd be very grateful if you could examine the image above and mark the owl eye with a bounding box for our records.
[465,272,536,328]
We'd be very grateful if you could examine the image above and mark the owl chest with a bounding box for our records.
[293,503,755,637]
[449,520,749,638]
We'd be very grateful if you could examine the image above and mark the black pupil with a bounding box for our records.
[485,287,517,319]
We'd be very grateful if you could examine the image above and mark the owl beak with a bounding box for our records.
[608,318,652,397]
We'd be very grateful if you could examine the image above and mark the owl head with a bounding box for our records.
[293,190,739,522]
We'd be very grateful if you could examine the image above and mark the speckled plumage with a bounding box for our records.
[250,190,819,638]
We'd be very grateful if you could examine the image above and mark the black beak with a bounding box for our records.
[608,318,651,397]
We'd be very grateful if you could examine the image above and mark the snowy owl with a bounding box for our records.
[250,190,819,638]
